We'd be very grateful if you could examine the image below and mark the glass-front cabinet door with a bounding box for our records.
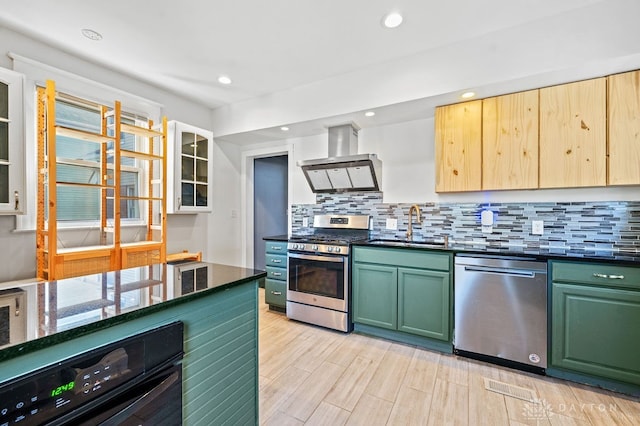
[167,121,213,213]
[0,67,25,214]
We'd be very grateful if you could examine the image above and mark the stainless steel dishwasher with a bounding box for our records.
[454,254,548,372]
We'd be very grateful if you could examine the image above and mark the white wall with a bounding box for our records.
[0,25,240,281]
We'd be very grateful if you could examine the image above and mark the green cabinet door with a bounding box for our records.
[398,267,450,341]
[352,263,397,330]
[552,282,640,385]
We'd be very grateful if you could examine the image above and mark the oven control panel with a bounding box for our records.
[0,346,139,426]
[287,242,348,255]
[0,322,183,426]
[329,217,349,225]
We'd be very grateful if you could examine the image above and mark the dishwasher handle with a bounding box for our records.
[462,265,541,278]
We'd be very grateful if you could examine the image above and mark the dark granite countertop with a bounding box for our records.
[263,234,289,242]
[0,262,266,362]
[353,240,640,265]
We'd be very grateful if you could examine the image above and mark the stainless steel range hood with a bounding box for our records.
[298,124,382,193]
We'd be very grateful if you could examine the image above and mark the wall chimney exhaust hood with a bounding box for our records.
[298,124,382,193]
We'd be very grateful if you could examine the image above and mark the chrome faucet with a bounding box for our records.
[406,204,422,240]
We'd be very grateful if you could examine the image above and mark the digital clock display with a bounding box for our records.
[51,381,75,397]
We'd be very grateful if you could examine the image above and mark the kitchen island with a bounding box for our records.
[0,261,266,425]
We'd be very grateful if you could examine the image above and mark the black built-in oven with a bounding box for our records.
[0,322,184,426]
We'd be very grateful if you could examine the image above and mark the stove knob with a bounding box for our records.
[327,246,333,252]
[334,247,342,253]
[298,244,305,250]
[312,245,318,251]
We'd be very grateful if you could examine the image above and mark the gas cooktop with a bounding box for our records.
[289,214,370,255]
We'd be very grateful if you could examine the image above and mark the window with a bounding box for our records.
[10,53,163,232]
[53,97,145,223]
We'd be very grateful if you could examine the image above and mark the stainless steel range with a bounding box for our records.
[287,214,370,332]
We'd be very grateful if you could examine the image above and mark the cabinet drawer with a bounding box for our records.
[265,253,287,267]
[552,261,640,290]
[353,246,451,271]
[265,279,286,307]
[265,241,288,254]
[266,266,286,281]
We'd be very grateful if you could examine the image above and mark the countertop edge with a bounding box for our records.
[263,235,289,242]
[352,241,640,265]
[0,266,266,363]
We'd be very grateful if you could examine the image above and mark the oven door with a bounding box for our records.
[287,252,348,312]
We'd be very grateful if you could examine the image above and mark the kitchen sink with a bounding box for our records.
[367,239,448,249]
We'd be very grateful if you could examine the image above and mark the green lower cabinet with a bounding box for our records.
[265,278,286,307]
[264,240,288,311]
[352,263,398,329]
[552,282,640,386]
[398,267,450,340]
[352,246,453,352]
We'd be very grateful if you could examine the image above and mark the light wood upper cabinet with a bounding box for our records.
[539,78,607,188]
[482,90,539,190]
[608,70,640,185]
[435,100,482,192]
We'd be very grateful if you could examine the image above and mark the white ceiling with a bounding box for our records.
[0,0,637,143]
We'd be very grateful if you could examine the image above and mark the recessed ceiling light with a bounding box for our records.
[382,12,403,29]
[280,126,289,131]
[365,111,376,117]
[461,91,475,99]
[81,28,102,41]
[218,75,232,85]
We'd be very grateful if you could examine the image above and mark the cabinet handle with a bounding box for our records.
[271,259,282,263]
[593,273,625,280]
[272,272,282,277]
[271,291,282,296]
[14,190,19,211]
[271,246,282,251]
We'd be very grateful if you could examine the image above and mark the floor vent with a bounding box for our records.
[484,378,537,402]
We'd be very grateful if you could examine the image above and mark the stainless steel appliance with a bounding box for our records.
[0,321,184,425]
[454,255,548,372]
[0,288,26,349]
[287,214,370,332]
[298,124,382,193]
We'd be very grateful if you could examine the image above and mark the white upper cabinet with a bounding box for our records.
[166,120,213,214]
[0,67,25,214]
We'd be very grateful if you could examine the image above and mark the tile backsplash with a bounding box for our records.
[291,192,640,253]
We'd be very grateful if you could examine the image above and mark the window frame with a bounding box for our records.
[10,53,163,232]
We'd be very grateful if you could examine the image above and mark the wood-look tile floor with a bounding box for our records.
[258,289,640,425]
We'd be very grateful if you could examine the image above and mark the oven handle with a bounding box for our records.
[97,369,180,426]
[287,252,346,263]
